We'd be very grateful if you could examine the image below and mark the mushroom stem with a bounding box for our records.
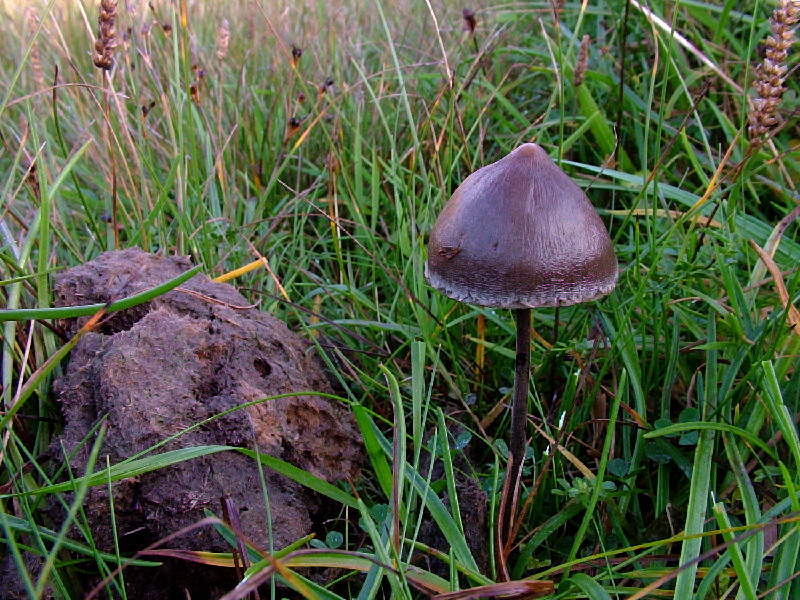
[504,307,531,542]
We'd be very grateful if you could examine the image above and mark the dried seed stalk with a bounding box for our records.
[748,0,800,140]
[93,0,118,71]
[291,44,303,67]
[462,8,477,34]
[217,19,230,61]
[28,10,44,91]
[551,0,564,21]
[573,34,591,87]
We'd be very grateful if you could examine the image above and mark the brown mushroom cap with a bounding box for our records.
[425,143,618,308]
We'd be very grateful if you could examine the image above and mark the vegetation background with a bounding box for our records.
[1,0,799,598]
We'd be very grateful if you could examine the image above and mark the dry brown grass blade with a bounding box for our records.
[495,446,524,581]
[140,548,239,567]
[214,547,458,599]
[474,313,486,392]
[749,239,800,338]
[431,579,555,600]
[748,204,800,289]
[221,495,256,599]
[530,421,594,479]
[762,204,800,258]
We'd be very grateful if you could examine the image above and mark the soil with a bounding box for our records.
[37,248,363,599]
[416,421,489,579]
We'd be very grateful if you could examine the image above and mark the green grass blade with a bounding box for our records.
[0,264,203,321]
[673,314,717,598]
[712,500,757,600]
[567,572,613,600]
[10,446,237,498]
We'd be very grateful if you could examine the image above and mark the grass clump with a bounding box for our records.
[1,0,800,598]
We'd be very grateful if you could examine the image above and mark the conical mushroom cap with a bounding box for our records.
[425,143,618,308]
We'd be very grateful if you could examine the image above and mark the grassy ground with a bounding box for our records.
[1,0,800,597]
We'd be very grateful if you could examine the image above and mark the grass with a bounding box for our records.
[1,0,799,597]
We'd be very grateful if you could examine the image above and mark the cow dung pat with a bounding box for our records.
[51,248,363,598]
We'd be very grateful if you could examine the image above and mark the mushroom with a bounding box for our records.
[425,142,617,547]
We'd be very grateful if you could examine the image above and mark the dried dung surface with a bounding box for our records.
[46,248,363,599]
[417,421,489,578]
